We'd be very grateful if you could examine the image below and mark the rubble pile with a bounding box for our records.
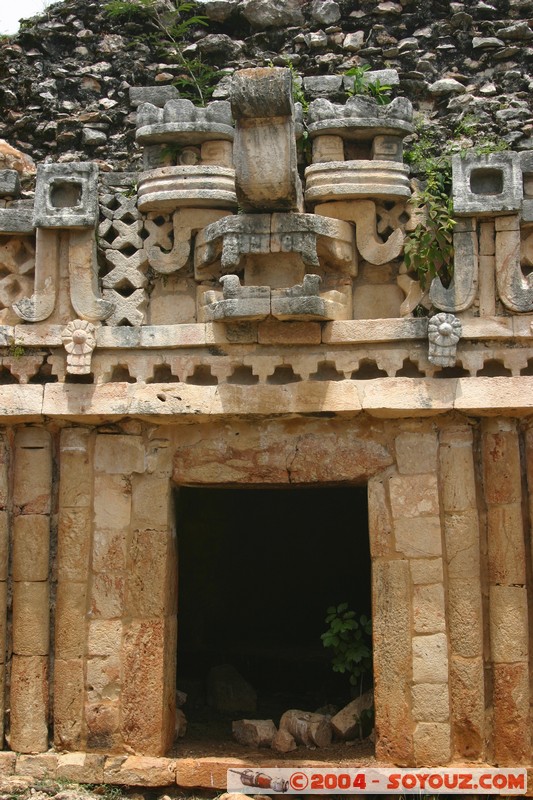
[0,0,532,175]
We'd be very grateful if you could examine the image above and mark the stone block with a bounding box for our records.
[33,162,99,228]
[452,152,522,216]
[447,578,483,658]
[486,504,526,585]
[490,585,528,663]
[55,581,87,659]
[389,473,439,519]
[10,654,49,753]
[395,432,437,475]
[94,474,132,531]
[413,722,451,766]
[93,528,127,573]
[439,439,477,512]
[409,558,443,585]
[258,318,321,344]
[444,510,481,580]
[412,582,446,634]
[53,658,85,750]
[0,207,34,233]
[126,529,176,618]
[481,422,522,504]
[373,559,413,763]
[0,169,20,197]
[394,515,442,558]
[59,448,92,509]
[121,618,176,756]
[12,515,49,582]
[201,139,233,167]
[412,633,449,684]
[90,573,125,619]
[271,728,297,753]
[0,511,8,581]
[129,85,179,107]
[86,656,121,703]
[331,691,374,739]
[449,655,484,760]
[412,683,449,723]
[57,752,105,783]
[0,582,6,663]
[0,751,16,775]
[94,434,145,475]
[12,581,49,656]
[13,436,52,514]
[371,134,403,162]
[87,620,122,658]
[103,755,177,786]
[15,753,57,778]
[131,474,170,529]
[493,662,530,764]
[85,700,120,743]
[232,719,277,747]
[57,508,92,581]
[367,475,393,558]
[312,135,344,163]
[231,68,301,213]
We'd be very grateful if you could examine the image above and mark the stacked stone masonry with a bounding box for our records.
[2,45,533,791]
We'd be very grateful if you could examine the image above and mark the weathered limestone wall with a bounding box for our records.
[0,413,531,774]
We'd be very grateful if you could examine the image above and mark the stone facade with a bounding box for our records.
[1,60,533,790]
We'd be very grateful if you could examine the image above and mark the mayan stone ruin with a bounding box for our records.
[1,0,533,792]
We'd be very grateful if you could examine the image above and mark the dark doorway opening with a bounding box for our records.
[175,486,371,738]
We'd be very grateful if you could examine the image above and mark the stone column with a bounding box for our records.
[481,418,530,763]
[369,469,414,765]
[0,433,9,746]
[439,424,484,760]
[10,427,52,753]
[388,430,451,766]
[90,432,176,756]
[54,427,93,750]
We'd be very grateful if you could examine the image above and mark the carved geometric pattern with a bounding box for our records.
[98,192,148,325]
[0,235,35,324]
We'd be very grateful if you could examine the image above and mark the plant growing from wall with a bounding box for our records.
[345,65,392,105]
[403,116,510,289]
[103,0,216,105]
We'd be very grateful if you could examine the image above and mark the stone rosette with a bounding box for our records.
[427,312,462,367]
[62,318,96,374]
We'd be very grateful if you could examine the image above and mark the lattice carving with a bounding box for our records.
[0,236,35,324]
[99,192,148,325]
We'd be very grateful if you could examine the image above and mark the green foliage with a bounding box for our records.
[321,603,372,688]
[287,61,309,113]
[404,115,510,288]
[103,0,213,104]
[345,65,392,105]
[103,0,158,21]
[8,343,25,358]
[404,158,455,289]
[173,56,219,104]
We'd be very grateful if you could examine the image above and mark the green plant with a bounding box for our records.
[404,157,455,289]
[345,65,392,105]
[103,0,213,104]
[103,0,158,21]
[8,342,25,358]
[287,61,309,113]
[403,116,510,289]
[321,603,372,691]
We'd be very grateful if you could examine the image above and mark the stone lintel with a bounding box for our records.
[0,377,532,421]
[3,316,533,351]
